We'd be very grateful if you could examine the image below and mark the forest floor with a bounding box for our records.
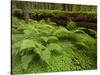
[12,17,97,74]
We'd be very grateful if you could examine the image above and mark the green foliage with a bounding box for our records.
[47,43,63,54]
[40,36,59,43]
[12,17,26,34]
[53,27,70,39]
[88,29,97,35]
[47,36,59,43]
[20,39,36,50]
[40,36,48,43]
[46,18,56,25]
[15,39,51,70]
[66,20,77,30]
[72,29,86,34]
[12,38,51,70]
[13,9,96,23]
[87,29,97,38]
[30,10,96,17]
[40,49,51,64]
[74,42,89,50]
[21,55,33,70]
[12,17,97,74]
[77,27,87,31]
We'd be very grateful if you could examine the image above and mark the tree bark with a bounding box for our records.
[62,4,68,11]
[22,2,29,23]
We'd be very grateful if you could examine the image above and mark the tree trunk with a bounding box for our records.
[22,2,29,23]
[62,4,68,11]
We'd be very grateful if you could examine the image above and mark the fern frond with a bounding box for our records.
[40,36,59,43]
[74,42,88,50]
[78,27,87,31]
[53,27,70,39]
[34,42,46,55]
[40,36,48,43]
[21,54,34,70]
[66,20,77,30]
[24,25,39,34]
[20,39,51,64]
[20,39,36,50]
[72,29,86,34]
[47,43,63,54]
[47,36,59,43]
[40,48,51,64]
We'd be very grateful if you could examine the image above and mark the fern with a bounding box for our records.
[34,42,46,55]
[53,27,70,39]
[66,20,77,30]
[12,17,26,34]
[78,27,87,31]
[46,18,56,25]
[47,43,63,54]
[18,39,51,70]
[72,29,86,34]
[12,41,22,56]
[40,36,59,43]
[40,36,48,43]
[20,39,36,50]
[40,48,51,64]
[24,25,39,35]
[47,36,59,43]
[35,24,55,36]
[87,29,97,38]
[74,42,89,50]
[88,29,96,35]
[21,54,33,70]
[36,24,54,30]
[12,17,97,73]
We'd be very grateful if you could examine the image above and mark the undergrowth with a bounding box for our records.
[12,17,97,74]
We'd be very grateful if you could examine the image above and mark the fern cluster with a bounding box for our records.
[66,20,77,30]
[12,17,97,74]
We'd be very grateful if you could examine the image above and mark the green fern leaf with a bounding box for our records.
[21,54,33,70]
[72,29,86,34]
[40,36,59,43]
[20,39,36,50]
[47,43,63,54]
[47,36,59,43]
[66,20,77,30]
[34,43,46,55]
[75,42,88,50]
[40,49,51,64]
[40,36,48,42]
[53,27,70,38]
[78,27,87,31]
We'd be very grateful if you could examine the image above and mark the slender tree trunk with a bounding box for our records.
[67,4,72,11]
[22,2,29,23]
[62,4,68,11]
